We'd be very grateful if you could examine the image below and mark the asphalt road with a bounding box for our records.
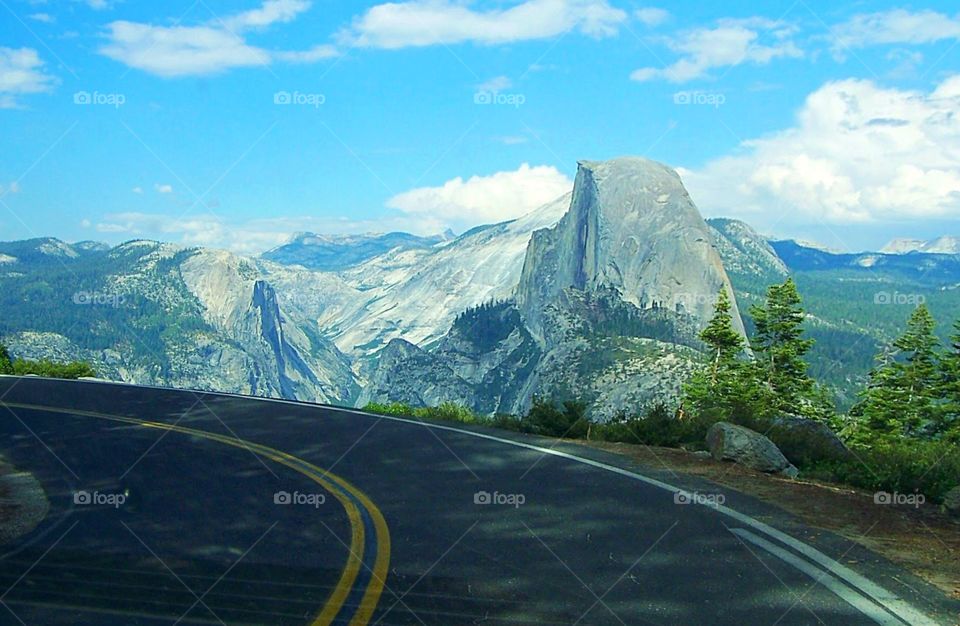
[0,377,955,625]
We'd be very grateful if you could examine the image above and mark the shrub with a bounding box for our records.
[420,402,477,424]
[523,398,590,438]
[0,344,11,374]
[362,402,417,417]
[595,404,714,448]
[489,413,524,432]
[807,439,960,504]
[363,401,483,425]
[10,358,96,379]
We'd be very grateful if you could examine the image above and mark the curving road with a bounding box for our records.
[0,377,955,625]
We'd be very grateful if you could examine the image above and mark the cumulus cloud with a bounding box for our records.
[100,22,272,77]
[680,75,960,229]
[0,47,57,108]
[221,0,311,31]
[631,17,802,82]
[154,183,173,193]
[339,0,627,49]
[386,163,573,230]
[831,9,960,56]
[99,0,335,77]
[634,7,669,27]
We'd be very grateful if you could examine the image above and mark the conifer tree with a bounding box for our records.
[937,319,960,441]
[699,289,744,383]
[0,343,11,375]
[749,278,819,417]
[684,289,762,422]
[853,305,942,441]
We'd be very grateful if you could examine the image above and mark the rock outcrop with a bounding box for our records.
[706,422,798,478]
[769,415,852,465]
[518,158,745,341]
[355,339,475,408]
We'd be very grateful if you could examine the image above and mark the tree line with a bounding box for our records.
[684,278,959,445]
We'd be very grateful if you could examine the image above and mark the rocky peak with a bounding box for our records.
[517,157,745,340]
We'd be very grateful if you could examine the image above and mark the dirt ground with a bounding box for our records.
[579,440,960,600]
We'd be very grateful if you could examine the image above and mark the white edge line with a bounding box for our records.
[729,528,905,626]
[7,376,943,626]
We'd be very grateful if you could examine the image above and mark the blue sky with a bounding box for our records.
[1,0,959,253]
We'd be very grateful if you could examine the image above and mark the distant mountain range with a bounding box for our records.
[881,236,960,255]
[261,230,454,271]
[2,158,958,416]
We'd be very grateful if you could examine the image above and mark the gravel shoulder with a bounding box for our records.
[579,439,960,601]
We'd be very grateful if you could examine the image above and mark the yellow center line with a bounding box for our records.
[0,401,391,626]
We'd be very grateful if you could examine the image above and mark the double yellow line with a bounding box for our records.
[0,401,391,625]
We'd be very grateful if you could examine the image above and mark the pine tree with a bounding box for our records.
[684,289,762,422]
[849,348,907,444]
[699,289,744,383]
[0,343,11,375]
[749,278,819,417]
[937,319,960,441]
[853,305,942,442]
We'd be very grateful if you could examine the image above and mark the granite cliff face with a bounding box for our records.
[359,158,747,418]
[518,158,745,341]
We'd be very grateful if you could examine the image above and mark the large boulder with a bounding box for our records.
[706,422,798,477]
[944,486,960,517]
[768,415,852,465]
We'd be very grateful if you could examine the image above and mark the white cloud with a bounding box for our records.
[340,0,627,49]
[386,163,573,230]
[885,48,924,79]
[154,183,173,193]
[631,18,802,82]
[82,0,116,9]
[274,44,339,63]
[28,13,54,23]
[634,7,669,27]
[222,0,311,30]
[95,165,571,253]
[0,47,57,108]
[132,186,143,194]
[477,76,512,92]
[681,75,960,229]
[100,22,273,77]
[99,0,334,77]
[831,9,960,55]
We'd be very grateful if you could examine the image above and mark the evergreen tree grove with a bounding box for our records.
[852,304,943,442]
